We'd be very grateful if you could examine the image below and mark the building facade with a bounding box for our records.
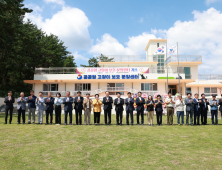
[24,39,222,97]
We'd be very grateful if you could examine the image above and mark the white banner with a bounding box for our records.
[76,67,149,74]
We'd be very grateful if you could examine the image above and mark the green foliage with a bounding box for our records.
[80,54,114,67]
[0,0,77,97]
[157,77,175,79]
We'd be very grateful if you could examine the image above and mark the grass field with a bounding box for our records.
[0,112,222,170]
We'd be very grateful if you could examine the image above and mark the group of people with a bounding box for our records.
[4,90,222,126]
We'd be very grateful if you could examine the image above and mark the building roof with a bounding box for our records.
[145,39,167,51]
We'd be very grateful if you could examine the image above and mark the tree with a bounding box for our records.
[63,55,77,67]
[80,54,114,67]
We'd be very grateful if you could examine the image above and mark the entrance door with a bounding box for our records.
[168,85,177,95]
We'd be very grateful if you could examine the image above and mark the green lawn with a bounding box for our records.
[0,112,222,170]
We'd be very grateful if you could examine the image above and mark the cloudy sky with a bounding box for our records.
[24,0,222,73]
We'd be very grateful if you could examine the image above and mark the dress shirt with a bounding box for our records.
[210,99,218,110]
[165,97,175,107]
[54,97,63,105]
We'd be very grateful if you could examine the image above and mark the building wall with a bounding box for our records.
[190,66,198,79]
[35,83,43,93]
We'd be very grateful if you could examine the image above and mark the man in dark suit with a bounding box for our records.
[200,93,209,125]
[125,92,134,125]
[74,91,84,125]
[44,92,55,125]
[27,90,37,124]
[102,91,113,125]
[4,91,15,124]
[17,92,27,124]
[63,91,73,125]
[193,93,201,125]
[136,92,145,125]
[114,92,124,125]
[218,94,222,120]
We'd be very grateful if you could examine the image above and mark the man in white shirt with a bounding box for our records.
[36,92,45,124]
[165,92,175,126]
[83,93,92,125]
[175,95,185,126]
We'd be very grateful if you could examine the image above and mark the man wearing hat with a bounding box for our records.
[74,91,84,125]
[83,93,92,125]
[199,93,209,125]
[209,95,218,125]
[125,92,134,125]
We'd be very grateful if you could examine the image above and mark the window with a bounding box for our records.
[154,55,165,73]
[157,43,159,47]
[116,92,124,95]
[141,83,157,91]
[107,83,124,91]
[43,84,58,91]
[186,88,191,94]
[75,83,91,91]
[204,87,217,96]
[184,67,191,79]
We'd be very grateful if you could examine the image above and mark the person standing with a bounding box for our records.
[54,93,63,125]
[4,91,15,124]
[185,93,194,126]
[155,95,164,126]
[74,91,84,125]
[114,92,124,126]
[193,93,201,125]
[210,95,218,125]
[147,95,155,126]
[63,91,73,125]
[165,92,175,126]
[27,90,37,124]
[218,94,222,120]
[136,92,145,125]
[83,93,92,125]
[36,92,45,124]
[200,93,209,125]
[102,91,113,125]
[17,92,27,124]
[125,92,134,125]
[93,94,102,125]
[175,95,185,126]
[44,92,54,125]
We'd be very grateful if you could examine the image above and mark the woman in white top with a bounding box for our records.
[175,95,185,126]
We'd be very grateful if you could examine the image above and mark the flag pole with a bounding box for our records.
[166,41,168,94]
[177,42,180,94]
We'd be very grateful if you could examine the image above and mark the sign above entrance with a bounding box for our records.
[76,67,149,74]
[77,74,140,80]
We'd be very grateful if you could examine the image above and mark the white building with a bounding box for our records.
[24,39,222,98]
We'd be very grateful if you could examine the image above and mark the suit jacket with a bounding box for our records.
[17,97,27,110]
[44,97,55,110]
[114,98,124,112]
[74,96,83,110]
[193,98,201,112]
[102,96,113,111]
[27,95,37,109]
[125,97,134,112]
[218,99,222,112]
[185,98,194,112]
[63,97,73,111]
[199,98,209,111]
[155,100,163,112]
[83,98,93,112]
[136,97,145,111]
[4,96,15,109]
[35,97,45,111]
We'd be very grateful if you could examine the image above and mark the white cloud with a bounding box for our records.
[139,17,143,23]
[44,0,65,6]
[73,51,89,61]
[205,0,220,5]
[154,7,222,73]
[89,33,157,55]
[24,5,93,50]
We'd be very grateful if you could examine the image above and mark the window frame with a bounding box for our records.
[43,84,58,91]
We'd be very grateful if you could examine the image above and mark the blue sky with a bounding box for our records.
[24,0,222,73]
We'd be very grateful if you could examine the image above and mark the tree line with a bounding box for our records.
[0,0,76,97]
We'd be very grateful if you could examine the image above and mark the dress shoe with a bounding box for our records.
[45,123,48,125]
[120,123,122,126]
[69,123,72,125]
[9,122,11,124]
[23,122,25,125]
[28,122,31,124]
[4,122,7,124]
[137,124,140,125]
[65,123,67,125]
[50,123,52,125]
[17,122,20,124]
[127,124,129,125]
